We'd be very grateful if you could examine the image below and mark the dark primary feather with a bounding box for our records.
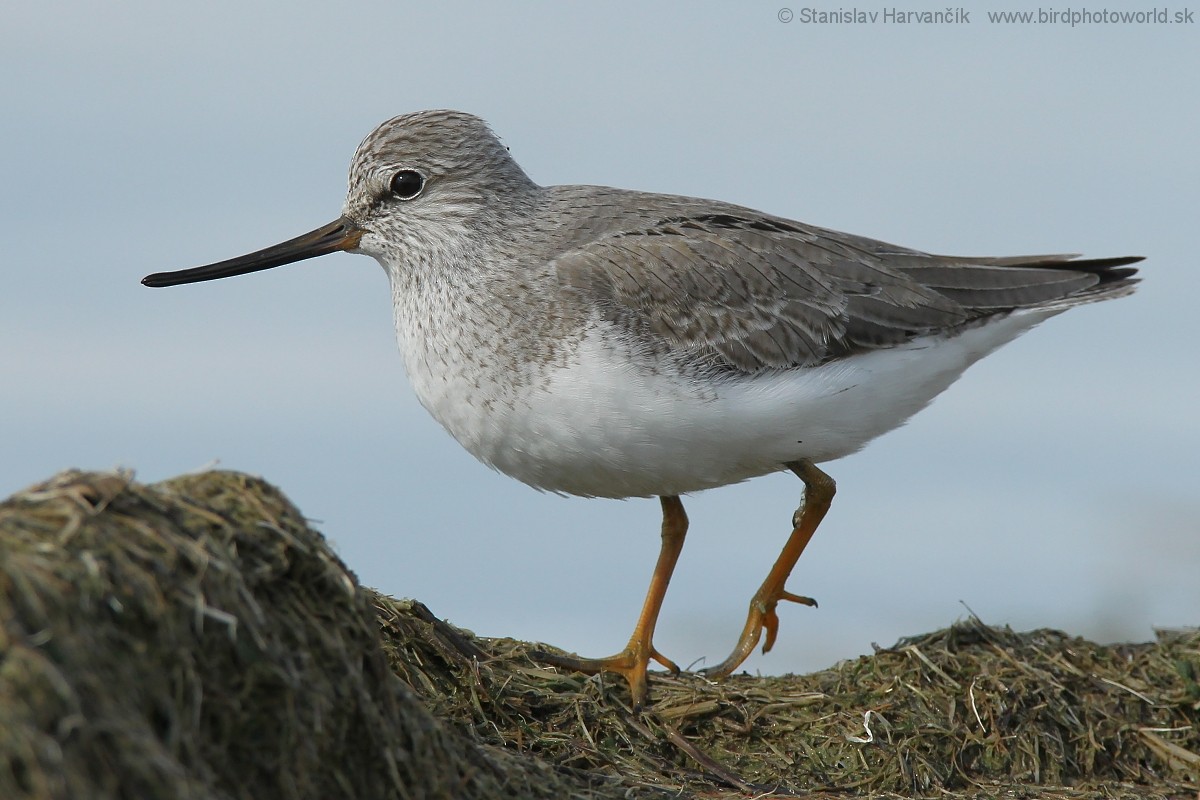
[552,192,1141,372]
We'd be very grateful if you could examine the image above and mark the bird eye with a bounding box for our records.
[389,170,425,200]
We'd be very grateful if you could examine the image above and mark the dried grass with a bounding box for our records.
[2,470,1197,799]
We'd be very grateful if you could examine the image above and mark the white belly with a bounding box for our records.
[404,309,1056,499]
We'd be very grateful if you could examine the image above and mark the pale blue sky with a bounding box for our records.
[3,2,1197,675]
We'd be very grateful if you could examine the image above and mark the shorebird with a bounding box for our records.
[144,110,1141,707]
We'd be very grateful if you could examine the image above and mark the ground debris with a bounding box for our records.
[2,470,1197,799]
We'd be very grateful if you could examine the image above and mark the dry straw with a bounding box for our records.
[2,470,1197,798]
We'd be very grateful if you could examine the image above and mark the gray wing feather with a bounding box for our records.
[552,197,1139,372]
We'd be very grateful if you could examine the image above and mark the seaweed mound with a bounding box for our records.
[0,471,606,799]
[2,470,1197,799]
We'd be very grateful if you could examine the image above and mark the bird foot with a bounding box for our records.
[533,642,680,710]
[701,586,817,680]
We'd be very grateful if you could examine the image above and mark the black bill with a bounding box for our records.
[142,216,364,287]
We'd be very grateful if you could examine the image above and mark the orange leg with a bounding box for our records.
[535,496,688,709]
[703,459,835,679]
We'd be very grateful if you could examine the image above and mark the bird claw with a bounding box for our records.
[762,608,781,653]
[649,647,682,674]
[760,588,818,654]
[780,590,818,608]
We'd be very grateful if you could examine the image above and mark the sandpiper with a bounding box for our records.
[144,110,1141,708]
